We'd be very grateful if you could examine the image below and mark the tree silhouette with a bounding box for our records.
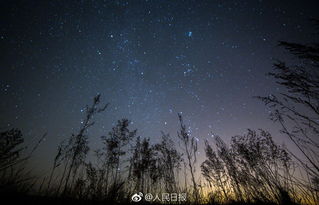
[257,20,319,201]
[201,139,228,201]
[130,137,155,193]
[0,129,27,193]
[2,94,316,204]
[201,130,294,204]
[153,132,183,193]
[104,119,136,185]
[0,129,25,171]
[61,94,108,195]
[177,113,199,203]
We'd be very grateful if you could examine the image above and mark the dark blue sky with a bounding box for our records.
[1,0,319,173]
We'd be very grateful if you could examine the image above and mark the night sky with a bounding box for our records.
[1,0,319,174]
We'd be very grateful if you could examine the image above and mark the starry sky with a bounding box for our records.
[1,0,319,173]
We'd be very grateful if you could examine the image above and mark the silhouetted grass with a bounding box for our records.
[0,96,313,204]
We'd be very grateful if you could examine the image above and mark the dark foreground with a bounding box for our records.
[0,193,299,205]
